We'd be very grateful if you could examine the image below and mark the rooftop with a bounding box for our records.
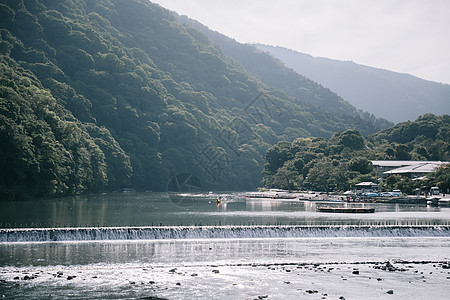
[355,182,379,187]
[383,162,445,175]
[371,160,447,168]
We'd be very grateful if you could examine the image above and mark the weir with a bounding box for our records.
[1,225,449,243]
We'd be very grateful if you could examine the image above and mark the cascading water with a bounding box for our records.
[1,225,449,242]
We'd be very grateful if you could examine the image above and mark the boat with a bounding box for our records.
[426,197,440,206]
[245,191,297,199]
[317,207,375,213]
[438,198,450,207]
[426,196,450,207]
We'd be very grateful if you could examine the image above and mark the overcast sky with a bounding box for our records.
[151,0,450,84]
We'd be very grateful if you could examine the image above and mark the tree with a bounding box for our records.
[431,164,450,193]
[264,141,291,174]
[395,178,417,195]
[384,175,402,190]
[307,158,334,192]
[332,129,365,150]
[394,144,411,160]
[272,163,301,191]
[348,156,373,174]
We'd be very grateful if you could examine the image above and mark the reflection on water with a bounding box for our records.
[2,237,450,267]
[0,192,449,228]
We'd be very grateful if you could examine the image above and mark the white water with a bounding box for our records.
[1,225,449,242]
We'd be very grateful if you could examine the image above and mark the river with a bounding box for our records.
[1,192,449,299]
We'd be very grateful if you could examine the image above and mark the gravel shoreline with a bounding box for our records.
[1,260,449,299]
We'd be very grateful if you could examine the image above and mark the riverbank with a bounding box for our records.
[247,190,450,205]
[1,260,449,299]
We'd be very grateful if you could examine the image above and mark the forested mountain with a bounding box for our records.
[255,44,450,123]
[262,114,449,193]
[367,113,450,161]
[0,0,395,200]
[176,15,391,130]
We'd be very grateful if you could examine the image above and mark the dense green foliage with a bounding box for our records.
[0,55,131,200]
[367,114,450,161]
[262,114,449,192]
[262,130,375,191]
[0,0,414,200]
[430,164,450,193]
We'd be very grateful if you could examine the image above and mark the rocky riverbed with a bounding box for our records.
[1,260,449,299]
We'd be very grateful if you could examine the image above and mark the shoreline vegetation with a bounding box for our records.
[260,116,450,196]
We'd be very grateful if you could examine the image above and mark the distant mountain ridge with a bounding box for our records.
[255,44,450,123]
[176,15,391,130]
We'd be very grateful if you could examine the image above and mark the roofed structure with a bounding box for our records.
[371,160,449,179]
[355,182,379,193]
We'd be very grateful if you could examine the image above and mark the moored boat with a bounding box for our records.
[317,207,375,213]
[245,191,297,199]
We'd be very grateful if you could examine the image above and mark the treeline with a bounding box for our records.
[262,114,450,193]
[0,0,403,200]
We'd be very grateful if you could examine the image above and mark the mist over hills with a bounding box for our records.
[0,0,442,201]
[176,15,391,130]
[255,44,450,123]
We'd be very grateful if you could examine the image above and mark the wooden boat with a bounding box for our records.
[245,192,297,199]
[317,207,375,213]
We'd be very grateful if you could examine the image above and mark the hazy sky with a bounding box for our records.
[151,0,450,84]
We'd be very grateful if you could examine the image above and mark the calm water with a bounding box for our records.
[1,192,449,299]
[0,192,449,228]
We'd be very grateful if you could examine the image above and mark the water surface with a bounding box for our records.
[1,192,449,228]
[1,192,449,299]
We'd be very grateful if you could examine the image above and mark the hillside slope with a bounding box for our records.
[0,0,391,199]
[176,15,391,130]
[256,44,450,123]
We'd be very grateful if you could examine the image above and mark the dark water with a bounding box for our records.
[1,192,450,299]
[0,192,449,228]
